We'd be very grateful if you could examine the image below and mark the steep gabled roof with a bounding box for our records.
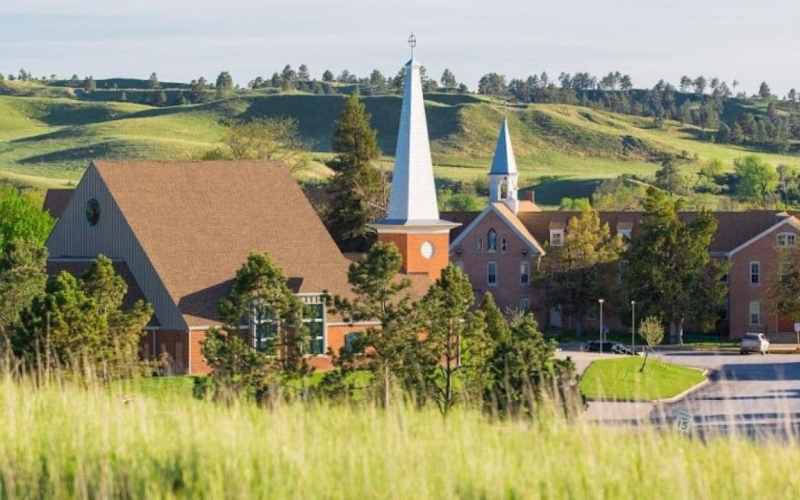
[91,160,354,328]
[43,189,73,218]
[448,203,544,255]
[444,209,800,256]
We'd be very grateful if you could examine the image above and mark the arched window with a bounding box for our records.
[501,237,508,252]
[500,178,508,200]
[487,229,498,252]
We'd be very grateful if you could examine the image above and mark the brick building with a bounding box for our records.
[445,120,800,340]
[42,51,451,374]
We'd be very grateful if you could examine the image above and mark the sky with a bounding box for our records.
[2,0,798,95]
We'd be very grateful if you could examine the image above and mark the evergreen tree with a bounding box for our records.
[322,70,334,82]
[13,256,152,377]
[369,69,386,89]
[537,208,624,336]
[333,242,418,407]
[297,64,310,81]
[148,72,160,89]
[622,189,728,343]
[759,81,772,99]
[325,92,386,248]
[440,69,457,88]
[416,265,489,415]
[654,159,691,195]
[215,71,234,97]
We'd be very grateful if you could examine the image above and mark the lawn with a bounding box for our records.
[579,356,706,401]
[4,373,800,499]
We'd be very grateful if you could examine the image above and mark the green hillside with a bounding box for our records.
[2,90,799,204]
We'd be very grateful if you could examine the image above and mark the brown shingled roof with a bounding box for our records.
[43,189,74,218]
[447,209,797,255]
[91,160,354,328]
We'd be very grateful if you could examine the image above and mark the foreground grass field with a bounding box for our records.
[2,374,800,499]
[580,357,706,401]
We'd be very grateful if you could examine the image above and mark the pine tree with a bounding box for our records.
[622,189,728,343]
[440,69,457,88]
[759,81,772,99]
[215,71,234,97]
[148,72,160,89]
[0,240,47,340]
[333,242,418,407]
[417,265,489,415]
[325,92,385,248]
[297,64,310,81]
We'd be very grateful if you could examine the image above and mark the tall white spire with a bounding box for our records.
[489,118,518,175]
[488,118,520,214]
[383,56,441,224]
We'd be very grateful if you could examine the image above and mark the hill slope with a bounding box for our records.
[1,92,799,203]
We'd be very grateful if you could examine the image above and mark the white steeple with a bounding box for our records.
[488,118,520,214]
[382,55,442,224]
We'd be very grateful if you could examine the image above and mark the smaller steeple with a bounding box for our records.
[488,118,519,214]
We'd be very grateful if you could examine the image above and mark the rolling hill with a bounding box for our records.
[2,83,799,205]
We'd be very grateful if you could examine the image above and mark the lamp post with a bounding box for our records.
[598,299,605,353]
[631,300,636,353]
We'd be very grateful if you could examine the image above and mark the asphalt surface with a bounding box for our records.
[650,350,800,438]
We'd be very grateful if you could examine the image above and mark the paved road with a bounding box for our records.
[651,350,800,438]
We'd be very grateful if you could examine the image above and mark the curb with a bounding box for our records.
[584,368,710,404]
[653,369,711,404]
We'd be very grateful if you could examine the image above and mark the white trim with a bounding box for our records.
[487,261,498,288]
[449,205,544,256]
[749,261,761,286]
[727,217,800,256]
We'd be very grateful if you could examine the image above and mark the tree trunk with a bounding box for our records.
[383,363,390,408]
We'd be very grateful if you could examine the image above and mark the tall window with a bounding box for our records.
[487,261,497,287]
[550,229,564,247]
[500,179,509,200]
[344,332,363,354]
[252,305,278,352]
[476,237,483,252]
[777,233,796,248]
[750,261,761,285]
[519,296,530,311]
[501,237,508,253]
[520,261,530,286]
[749,301,761,326]
[303,301,325,355]
[487,229,498,252]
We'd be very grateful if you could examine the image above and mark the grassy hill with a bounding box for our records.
[2,88,799,205]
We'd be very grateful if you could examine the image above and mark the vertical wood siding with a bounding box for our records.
[46,164,186,330]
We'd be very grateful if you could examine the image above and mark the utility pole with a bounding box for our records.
[598,298,605,353]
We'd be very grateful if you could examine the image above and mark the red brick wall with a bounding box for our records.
[189,330,211,375]
[728,224,799,338]
[378,232,450,279]
[451,211,540,320]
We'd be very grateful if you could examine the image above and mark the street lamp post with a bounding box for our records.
[598,299,605,353]
[631,300,636,352]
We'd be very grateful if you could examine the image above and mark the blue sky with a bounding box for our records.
[2,0,798,94]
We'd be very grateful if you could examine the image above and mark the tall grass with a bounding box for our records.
[1,373,800,499]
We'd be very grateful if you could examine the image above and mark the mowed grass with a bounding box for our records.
[2,91,800,200]
[4,374,800,499]
[579,357,706,401]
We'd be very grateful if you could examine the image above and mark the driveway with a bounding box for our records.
[651,350,800,437]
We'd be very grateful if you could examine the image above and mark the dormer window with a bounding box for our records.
[777,232,796,248]
[550,229,564,247]
[487,229,498,252]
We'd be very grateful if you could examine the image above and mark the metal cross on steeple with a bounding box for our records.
[408,32,416,58]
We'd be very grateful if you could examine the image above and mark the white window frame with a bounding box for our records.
[618,228,632,240]
[750,261,761,285]
[749,301,761,326]
[550,229,564,247]
[487,229,498,253]
[777,232,796,248]
[519,296,530,311]
[487,261,498,288]
[520,261,530,286]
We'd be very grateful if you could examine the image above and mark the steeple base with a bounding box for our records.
[372,222,459,280]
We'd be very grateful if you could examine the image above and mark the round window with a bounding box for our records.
[420,241,434,260]
[86,198,100,226]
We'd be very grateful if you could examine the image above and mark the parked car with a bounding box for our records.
[583,340,634,355]
[740,333,770,355]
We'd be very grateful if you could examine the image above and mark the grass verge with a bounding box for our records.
[579,356,706,401]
